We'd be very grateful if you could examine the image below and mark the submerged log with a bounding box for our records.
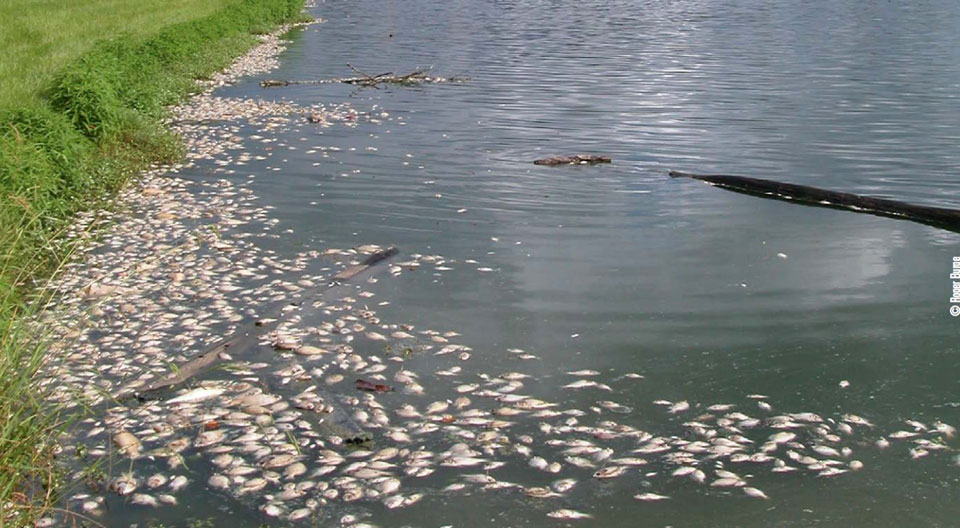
[534,154,612,166]
[669,170,960,232]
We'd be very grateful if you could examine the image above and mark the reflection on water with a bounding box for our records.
[114,0,960,526]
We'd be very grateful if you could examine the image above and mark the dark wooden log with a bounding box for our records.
[669,170,960,232]
[534,154,612,166]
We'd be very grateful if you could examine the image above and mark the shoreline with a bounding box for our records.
[0,3,316,525]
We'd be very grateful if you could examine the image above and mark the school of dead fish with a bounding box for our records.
[22,12,960,528]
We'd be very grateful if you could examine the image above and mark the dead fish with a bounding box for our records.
[113,431,141,457]
[426,401,450,414]
[593,466,627,479]
[112,474,138,496]
[610,457,647,466]
[462,474,496,484]
[813,445,841,458]
[552,478,577,493]
[523,487,560,499]
[634,493,670,501]
[263,453,299,469]
[130,494,158,507]
[547,509,593,520]
[386,430,412,443]
[769,432,796,444]
[669,401,690,414]
[743,487,769,499]
[565,456,595,469]
[441,456,487,467]
[238,478,268,495]
[288,508,312,521]
[167,387,225,405]
[383,495,406,509]
[146,474,168,489]
[261,503,282,517]
[296,345,328,356]
[284,462,307,479]
[841,414,874,427]
[707,404,736,412]
[514,398,556,410]
[157,494,177,506]
[169,476,188,492]
[889,431,919,439]
[566,369,600,376]
[563,380,598,390]
[194,430,225,448]
[934,421,956,438]
[711,478,745,488]
[818,467,847,477]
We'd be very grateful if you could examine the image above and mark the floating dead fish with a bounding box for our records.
[263,453,300,469]
[194,429,225,448]
[113,431,141,458]
[743,487,769,499]
[593,466,627,479]
[563,380,598,390]
[566,369,600,376]
[711,478,745,488]
[523,486,561,498]
[634,493,670,501]
[168,475,188,492]
[207,474,230,489]
[167,387,226,404]
[547,509,593,520]
[112,474,138,496]
[146,474,168,489]
[130,494,159,507]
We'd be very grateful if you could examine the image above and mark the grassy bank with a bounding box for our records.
[0,0,306,523]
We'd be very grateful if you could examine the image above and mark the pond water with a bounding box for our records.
[87,0,960,526]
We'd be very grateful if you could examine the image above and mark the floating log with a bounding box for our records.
[534,154,612,166]
[669,170,960,232]
[355,379,393,393]
[261,64,467,88]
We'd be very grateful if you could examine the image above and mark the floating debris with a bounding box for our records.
[533,154,611,166]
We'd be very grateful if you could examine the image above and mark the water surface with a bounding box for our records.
[128,1,960,526]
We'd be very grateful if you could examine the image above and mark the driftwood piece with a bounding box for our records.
[261,64,468,88]
[534,154,612,166]
[670,170,960,232]
[114,246,399,402]
[115,338,242,401]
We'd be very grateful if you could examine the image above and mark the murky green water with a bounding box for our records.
[92,1,960,526]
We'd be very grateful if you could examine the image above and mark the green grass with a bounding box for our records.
[0,0,234,110]
[0,0,307,524]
